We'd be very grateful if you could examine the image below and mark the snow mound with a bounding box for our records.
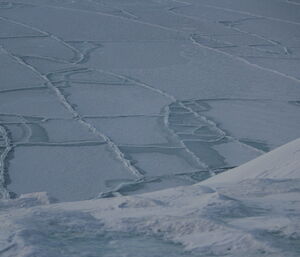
[203,138,300,185]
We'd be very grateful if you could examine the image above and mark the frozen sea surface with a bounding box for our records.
[0,0,300,255]
[1,0,299,202]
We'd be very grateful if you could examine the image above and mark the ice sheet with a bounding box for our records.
[203,99,300,149]
[0,0,299,216]
[7,145,135,201]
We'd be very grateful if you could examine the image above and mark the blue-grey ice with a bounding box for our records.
[0,0,300,256]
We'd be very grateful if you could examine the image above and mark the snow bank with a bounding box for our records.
[203,138,300,184]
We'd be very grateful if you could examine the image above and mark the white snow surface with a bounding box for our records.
[1,138,300,257]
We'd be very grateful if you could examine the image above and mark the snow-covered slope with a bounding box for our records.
[203,137,300,184]
[1,138,299,257]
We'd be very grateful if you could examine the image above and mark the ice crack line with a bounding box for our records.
[219,19,292,56]
[13,2,182,34]
[88,0,140,20]
[92,68,266,157]
[88,69,227,169]
[0,10,267,177]
[0,125,12,199]
[163,105,209,170]
[0,16,84,64]
[0,15,151,178]
[190,35,300,84]
[166,3,300,82]
[166,2,300,83]
[87,68,211,169]
[0,45,143,179]
[194,2,300,26]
